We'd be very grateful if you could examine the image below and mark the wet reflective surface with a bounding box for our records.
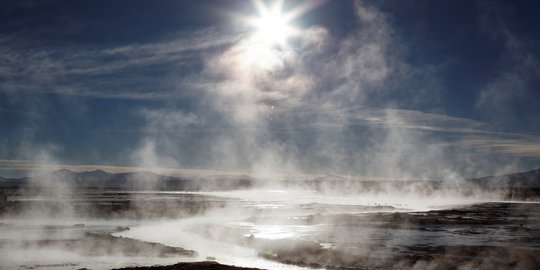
[1,189,540,269]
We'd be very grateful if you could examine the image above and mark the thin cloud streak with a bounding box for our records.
[0,25,242,100]
[456,138,540,158]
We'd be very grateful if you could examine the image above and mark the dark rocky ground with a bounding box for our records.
[1,188,540,270]
[1,232,196,258]
[6,201,536,270]
[256,239,540,270]
[0,189,229,219]
[249,202,540,269]
[264,204,537,269]
[111,261,263,270]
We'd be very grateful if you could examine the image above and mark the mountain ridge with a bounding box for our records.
[0,168,539,191]
[0,169,254,191]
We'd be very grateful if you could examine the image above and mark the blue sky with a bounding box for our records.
[1,0,539,179]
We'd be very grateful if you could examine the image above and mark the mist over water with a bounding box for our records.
[1,168,539,269]
[1,0,540,269]
[114,187,539,269]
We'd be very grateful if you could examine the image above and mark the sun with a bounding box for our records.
[239,0,326,47]
[233,0,325,70]
[252,8,293,46]
[246,0,299,47]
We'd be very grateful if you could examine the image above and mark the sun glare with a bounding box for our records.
[253,10,292,46]
[246,0,299,47]
[237,0,324,70]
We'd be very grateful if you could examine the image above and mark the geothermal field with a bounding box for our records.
[0,169,539,270]
[2,0,540,269]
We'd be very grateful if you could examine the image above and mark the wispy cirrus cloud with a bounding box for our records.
[456,137,540,158]
[2,0,538,179]
[0,25,242,100]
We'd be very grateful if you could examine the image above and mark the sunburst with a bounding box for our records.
[228,0,326,72]
[244,0,326,47]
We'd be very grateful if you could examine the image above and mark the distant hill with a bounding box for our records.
[466,169,540,200]
[1,168,539,195]
[0,169,255,191]
[470,169,540,188]
[0,175,25,188]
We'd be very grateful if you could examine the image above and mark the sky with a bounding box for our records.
[0,0,539,179]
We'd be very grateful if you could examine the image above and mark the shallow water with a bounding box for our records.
[117,189,540,268]
[152,189,489,211]
[1,188,539,269]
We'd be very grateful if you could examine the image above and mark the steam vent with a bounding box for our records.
[1,0,540,269]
